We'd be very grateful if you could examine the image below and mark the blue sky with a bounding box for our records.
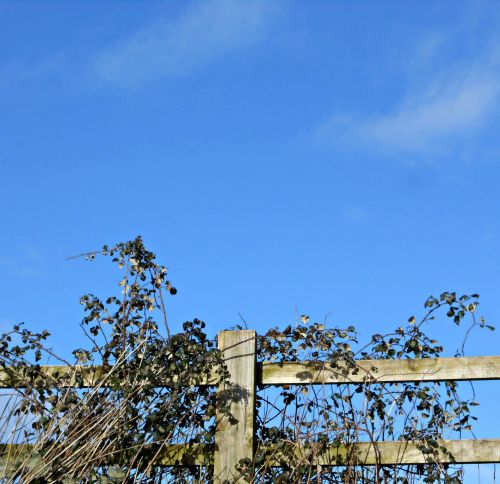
[0,0,499,476]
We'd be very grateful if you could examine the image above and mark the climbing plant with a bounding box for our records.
[0,237,492,483]
[252,291,490,483]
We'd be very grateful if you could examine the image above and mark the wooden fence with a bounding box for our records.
[1,329,499,481]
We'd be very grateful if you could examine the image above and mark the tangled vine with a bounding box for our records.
[0,237,493,483]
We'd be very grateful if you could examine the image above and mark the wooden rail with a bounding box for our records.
[1,438,498,470]
[0,331,499,481]
[264,438,500,466]
[1,355,499,388]
[260,355,500,385]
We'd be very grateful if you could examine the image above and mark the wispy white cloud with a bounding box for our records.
[94,0,277,87]
[365,77,497,151]
[318,40,500,157]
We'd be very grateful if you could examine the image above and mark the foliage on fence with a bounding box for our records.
[0,237,494,483]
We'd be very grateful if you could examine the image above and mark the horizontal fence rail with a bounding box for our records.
[0,330,499,481]
[2,438,499,470]
[265,439,500,466]
[1,355,499,388]
[260,355,500,385]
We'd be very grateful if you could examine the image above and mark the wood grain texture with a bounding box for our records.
[0,365,104,388]
[262,439,500,465]
[2,439,498,472]
[1,356,498,388]
[260,356,500,385]
[214,330,256,482]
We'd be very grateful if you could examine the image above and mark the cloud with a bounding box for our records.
[94,0,276,87]
[318,38,500,157]
[321,72,500,156]
[366,76,498,151]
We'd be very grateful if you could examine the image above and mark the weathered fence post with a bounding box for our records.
[214,330,256,482]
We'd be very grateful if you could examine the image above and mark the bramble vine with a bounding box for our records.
[0,237,493,483]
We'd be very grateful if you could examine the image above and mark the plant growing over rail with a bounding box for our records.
[0,238,232,482]
[0,237,493,482]
[251,292,491,483]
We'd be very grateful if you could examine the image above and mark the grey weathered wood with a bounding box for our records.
[214,330,256,482]
[0,443,212,478]
[0,364,215,388]
[263,438,500,465]
[0,333,498,476]
[2,439,498,472]
[260,355,500,385]
[0,365,105,388]
[1,356,498,388]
